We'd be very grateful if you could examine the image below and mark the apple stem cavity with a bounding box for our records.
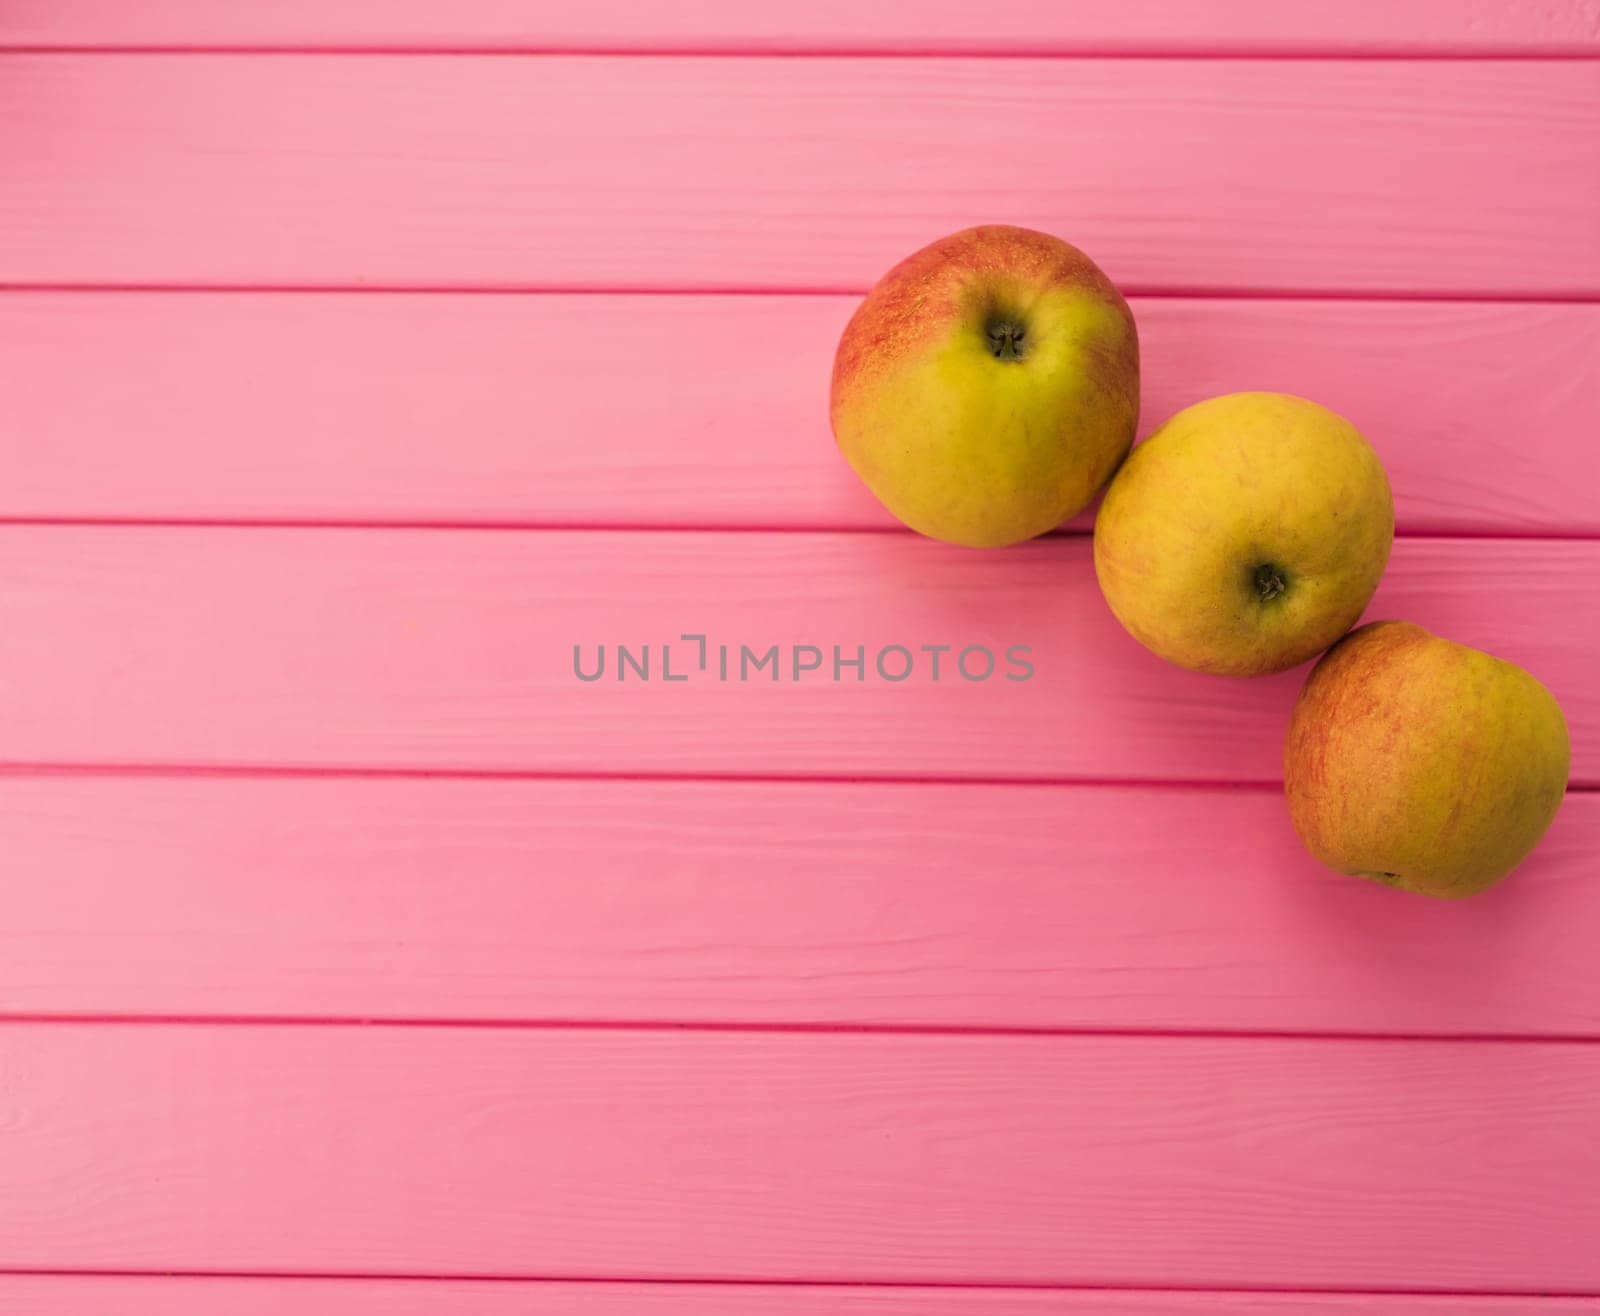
[1253,563,1289,602]
[984,317,1028,362]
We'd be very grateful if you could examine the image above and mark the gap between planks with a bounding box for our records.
[9,0,1600,60]
[0,762,1595,794]
[4,283,1600,303]
[1,518,1597,541]
[5,1269,1600,1300]
[1,1015,1599,1046]
[6,46,1600,62]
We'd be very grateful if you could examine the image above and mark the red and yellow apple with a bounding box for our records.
[830,225,1139,548]
[1094,392,1393,677]
[1285,621,1570,898]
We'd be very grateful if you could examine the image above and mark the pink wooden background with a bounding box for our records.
[2,3,1598,1311]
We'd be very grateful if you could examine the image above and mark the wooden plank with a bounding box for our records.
[7,0,1599,55]
[0,1024,1595,1288]
[4,56,1597,295]
[1,776,1596,1036]
[0,529,1592,785]
[1,1277,1595,1316]
[3,294,1595,535]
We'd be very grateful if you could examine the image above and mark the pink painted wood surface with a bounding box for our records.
[9,0,1600,55]
[2,1278,1596,1316]
[4,3,1598,1301]
[0,529,1591,784]
[0,1024,1595,1288]
[2,776,1596,1036]
[4,294,1595,535]
[5,56,1598,296]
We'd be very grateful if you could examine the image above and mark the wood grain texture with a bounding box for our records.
[4,56,1597,295]
[1,776,1596,1035]
[0,1024,1596,1288]
[0,528,1591,784]
[2,1277,1596,1316]
[8,0,1600,54]
[4,293,1595,534]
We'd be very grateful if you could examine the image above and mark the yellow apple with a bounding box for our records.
[1285,621,1570,899]
[1094,392,1393,676]
[830,225,1139,548]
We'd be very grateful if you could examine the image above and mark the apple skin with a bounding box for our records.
[1285,621,1570,899]
[830,225,1139,548]
[1093,392,1393,677]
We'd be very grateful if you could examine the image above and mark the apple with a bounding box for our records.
[1093,392,1393,677]
[1284,621,1570,899]
[830,225,1139,548]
